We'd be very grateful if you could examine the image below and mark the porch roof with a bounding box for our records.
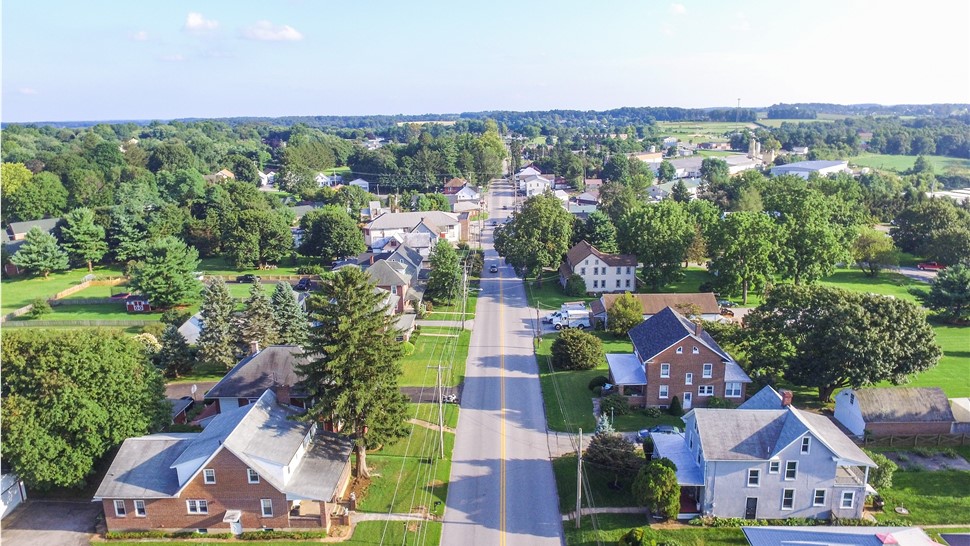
[606,353,646,385]
[652,432,704,486]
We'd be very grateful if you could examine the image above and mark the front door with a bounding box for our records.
[745,497,758,519]
[683,392,693,409]
[230,521,242,535]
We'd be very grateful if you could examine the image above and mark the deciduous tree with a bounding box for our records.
[5,172,69,222]
[618,200,694,290]
[708,212,778,304]
[1,329,168,489]
[128,236,201,308]
[494,192,573,281]
[581,211,618,254]
[608,292,644,336]
[298,267,410,478]
[550,329,602,370]
[298,206,366,263]
[852,227,898,277]
[426,240,462,304]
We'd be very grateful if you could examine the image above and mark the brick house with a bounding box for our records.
[203,346,309,415]
[605,306,750,409]
[94,390,353,535]
[559,240,638,294]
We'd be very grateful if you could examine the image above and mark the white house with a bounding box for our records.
[452,185,481,202]
[258,171,277,187]
[559,240,638,293]
[348,178,370,192]
[519,174,553,197]
[315,173,343,187]
[771,160,849,179]
[363,211,463,248]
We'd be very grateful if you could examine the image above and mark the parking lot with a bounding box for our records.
[1,500,100,546]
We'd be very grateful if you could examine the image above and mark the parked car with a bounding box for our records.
[720,307,735,317]
[717,299,735,307]
[441,393,458,404]
[636,425,680,443]
[295,278,313,291]
[489,264,499,273]
[236,274,259,283]
[917,261,946,271]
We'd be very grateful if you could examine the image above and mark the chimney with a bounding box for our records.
[249,341,260,356]
[693,321,703,337]
[780,390,793,408]
[274,384,292,406]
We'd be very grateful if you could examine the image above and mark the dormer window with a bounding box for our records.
[247,468,260,484]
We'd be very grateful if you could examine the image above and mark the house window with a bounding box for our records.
[187,500,209,514]
[114,500,127,517]
[685,373,693,385]
[747,469,760,487]
[247,468,260,483]
[801,437,811,454]
[593,267,599,275]
[584,259,589,265]
[625,279,631,287]
[692,346,699,354]
[660,363,670,378]
[134,500,146,517]
[580,267,586,275]
[261,499,273,517]
[725,382,742,398]
[840,491,855,509]
[203,469,216,484]
[676,347,683,354]
[659,385,669,399]
[626,267,632,274]
[782,489,795,510]
[813,489,827,507]
[703,363,713,378]
[785,461,798,480]
[616,267,622,274]
[698,385,714,396]
[616,279,621,288]
[768,461,780,474]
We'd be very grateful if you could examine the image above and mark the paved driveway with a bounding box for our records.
[1,500,100,546]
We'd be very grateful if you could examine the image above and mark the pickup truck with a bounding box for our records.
[917,261,946,271]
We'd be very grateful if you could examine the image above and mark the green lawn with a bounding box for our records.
[167,360,232,384]
[0,264,125,314]
[59,283,124,300]
[399,328,471,388]
[564,513,748,546]
[409,402,460,430]
[887,323,970,397]
[13,303,161,322]
[847,153,970,173]
[694,150,738,157]
[526,273,597,311]
[196,257,313,277]
[553,455,639,513]
[655,121,755,142]
[873,470,970,525]
[357,453,451,515]
[428,279,479,316]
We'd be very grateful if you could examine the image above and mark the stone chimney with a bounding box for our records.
[693,321,703,337]
[274,384,292,406]
[780,390,793,408]
[249,341,260,356]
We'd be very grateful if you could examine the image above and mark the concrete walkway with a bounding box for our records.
[562,506,645,521]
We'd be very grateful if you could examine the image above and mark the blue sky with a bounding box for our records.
[3,0,969,122]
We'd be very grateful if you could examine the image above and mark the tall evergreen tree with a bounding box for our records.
[271,281,309,346]
[157,324,193,378]
[238,279,279,350]
[10,227,69,278]
[58,207,108,271]
[109,207,147,262]
[426,240,462,304]
[297,267,409,478]
[197,278,239,370]
[128,236,201,308]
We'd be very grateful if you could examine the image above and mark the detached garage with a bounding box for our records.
[834,387,956,437]
[1,472,27,519]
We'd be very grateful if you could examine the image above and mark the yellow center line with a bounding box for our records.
[498,273,507,546]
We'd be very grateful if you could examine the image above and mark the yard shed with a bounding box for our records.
[834,387,956,437]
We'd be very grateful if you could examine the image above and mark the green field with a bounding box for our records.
[694,149,738,157]
[756,118,835,128]
[655,121,755,144]
[847,153,970,173]
[399,328,471,387]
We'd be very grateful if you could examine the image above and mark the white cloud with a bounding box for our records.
[669,3,687,15]
[184,12,219,33]
[661,23,676,37]
[241,20,304,41]
[731,13,750,32]
[18,87,38,95]
[159,54,186,62]
[130,30,149,41]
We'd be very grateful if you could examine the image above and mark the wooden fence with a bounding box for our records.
[1,277,127,323]
[861,433,970,448]
[2,319,158,328]
[50,298,120,306]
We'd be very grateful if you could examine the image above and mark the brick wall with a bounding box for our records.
[103,448,314,533]
[643,341,745,408]
[866,421,954,436]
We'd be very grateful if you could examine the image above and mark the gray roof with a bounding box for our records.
[8,217,61,237]
[941,534,970,546]
[738,385,784,410]
[285,431,355,500]
[606,353,647,385]
[743,526,938,546]
[366,260,411,287]
[387,245,424,276]
[691,407,876,466]
[366,211,459,230]
[772,160,847,172]
[394,313,417,332]
[177,313,203,344]
[205,346,307,400]
[852,387,955,423]
[169,397,194,420]
[652,433,704,486]
[94,434,195,499]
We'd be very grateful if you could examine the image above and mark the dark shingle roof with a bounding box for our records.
[8,218,61,237]
[564,240,637,269]
[205,346,307,400]
[854,387,955,423]
[628,306,730,363]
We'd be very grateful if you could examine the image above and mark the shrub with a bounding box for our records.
[643,407,663,418]
[912,447,935,458]
[864,449,897,489]
[141,321,167,338]
[467,251,484,277]
[564,274,587,296]
[668,396,683,416]
[27,298,52,318]
[457,241,471,251]
[618,527,644,546]
[706,396,735,409]
[942,448,959,458]
[588,375,610,391]
[161,307,191,326]
[238,530,329,540]
[105,531,233,540]
[401,341,416,356]
[608,292,644,337]
[550,329,603,370]
[600,393,632,416]
[297,264,324,275]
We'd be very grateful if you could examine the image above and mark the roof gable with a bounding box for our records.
[565,240,637,269]
[739,385,784,410]
[628,307,731,363]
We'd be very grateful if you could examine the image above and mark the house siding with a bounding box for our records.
[563,256,637,295]
[644,342,745,408]
[102,449,317,532]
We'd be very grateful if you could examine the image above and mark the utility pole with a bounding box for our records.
[460,259,469,332]
[575,428,583,529]
[427,363,452,459]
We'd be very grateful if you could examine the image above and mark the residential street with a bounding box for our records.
[441,181,564,545]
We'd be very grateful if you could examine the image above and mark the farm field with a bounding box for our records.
[847,153,970,173]
[655,121,755,143]
[756,118,835,128]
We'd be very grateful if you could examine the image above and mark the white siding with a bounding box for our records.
[833,389,867,437]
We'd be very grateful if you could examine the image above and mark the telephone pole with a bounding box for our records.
[575,428,583,529]
[427,363,452,459]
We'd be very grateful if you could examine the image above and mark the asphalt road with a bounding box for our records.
[441,181,564,545]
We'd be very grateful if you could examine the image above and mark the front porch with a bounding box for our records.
[651,432,705,519]
[606,353,647,407]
